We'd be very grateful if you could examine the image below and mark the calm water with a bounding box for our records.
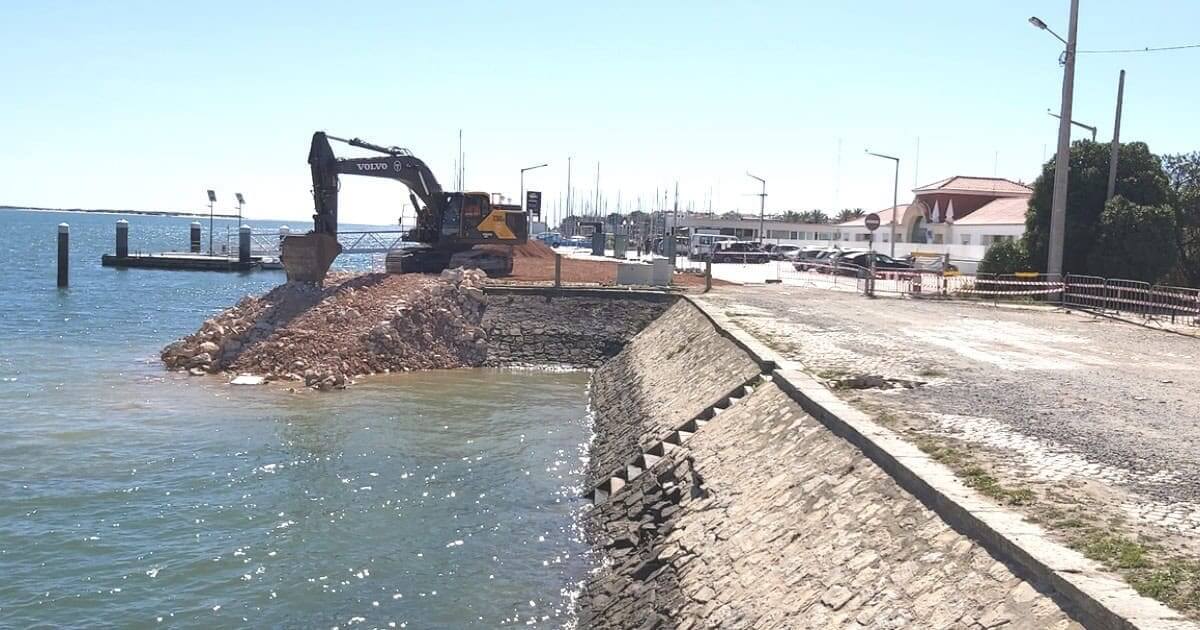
[0,209,594,628]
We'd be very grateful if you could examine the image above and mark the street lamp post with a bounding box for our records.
[1031,0,1080,278]
[235,193,245,226]
[746,172,766,244]
[205,189,216,255]
[520,163,549,218]
[865,151,900,257]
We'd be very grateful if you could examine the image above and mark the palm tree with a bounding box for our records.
[780,210,804,223]
[835,208,865,223]
[801,210,830,224]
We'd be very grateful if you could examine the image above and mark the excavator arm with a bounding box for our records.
[308,131,445,240]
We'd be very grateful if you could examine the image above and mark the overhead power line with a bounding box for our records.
[1080,43,1200,54]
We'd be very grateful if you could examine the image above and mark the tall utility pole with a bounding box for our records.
[670,181,679,263]
[865,151,900,257]
[1107,70,1126,202]
[1032,0,1080,277]
[566,156,573,218]
[594,162,601,218]
[746,172,766,243]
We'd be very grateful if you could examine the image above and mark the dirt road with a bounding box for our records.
[699,285,1200,564]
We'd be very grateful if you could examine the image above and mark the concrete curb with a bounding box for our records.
[685,294,1196,630]
[483,285,681,301]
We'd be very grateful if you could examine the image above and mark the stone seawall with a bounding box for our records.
[578,300,1082,629]
[481,288,673,368]
[586,301,762,483]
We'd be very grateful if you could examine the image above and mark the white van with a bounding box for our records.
[690,233,737,260]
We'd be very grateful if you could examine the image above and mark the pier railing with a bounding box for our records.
[238,228,414,255]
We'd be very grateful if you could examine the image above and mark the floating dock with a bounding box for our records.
[101,252,265,272]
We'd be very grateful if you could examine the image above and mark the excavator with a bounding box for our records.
[279,131,528,282]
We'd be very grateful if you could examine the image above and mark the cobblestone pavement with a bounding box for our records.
[699,285,1200,556]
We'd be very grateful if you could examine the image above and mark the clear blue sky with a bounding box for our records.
[3,1,1199,225]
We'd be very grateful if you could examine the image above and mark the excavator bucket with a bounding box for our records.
[280,233,342,283]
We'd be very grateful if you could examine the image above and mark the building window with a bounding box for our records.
[961,234,972,245]
[855,233,869,241]
[982,235,1014,245]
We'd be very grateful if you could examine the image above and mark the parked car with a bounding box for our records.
[536,232,564,247]
[769,244,803,261]
[831,251,913,276]
[794,248,845,271]
[690,233,737,260]
[711,240,771,264]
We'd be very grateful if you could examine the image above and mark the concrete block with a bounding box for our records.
[651,259,672,285]
[617,263,653,286]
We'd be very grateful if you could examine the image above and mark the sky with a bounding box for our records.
[3,1,1199,226]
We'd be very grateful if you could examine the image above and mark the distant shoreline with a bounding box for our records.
[0,205,240,219]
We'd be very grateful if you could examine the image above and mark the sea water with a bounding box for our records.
[0,209,593,628]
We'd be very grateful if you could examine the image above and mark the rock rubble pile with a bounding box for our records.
[162,269,489,389]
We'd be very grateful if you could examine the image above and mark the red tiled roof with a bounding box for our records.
[954,197,1028,225]
[914,176,1032,195]
[838,204,908,226]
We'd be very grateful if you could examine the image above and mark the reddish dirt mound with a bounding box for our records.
[511,239,555,259]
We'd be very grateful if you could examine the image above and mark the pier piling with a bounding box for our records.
[190,222,201,253]
[555,253,562,288]
[238,225,251,263]
[57,223,69,288]
[116,219,129,258]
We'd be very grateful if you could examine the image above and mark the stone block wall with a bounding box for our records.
[587,301,763,483]
[481,289,673,368]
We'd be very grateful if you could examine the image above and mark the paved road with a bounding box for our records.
[700,285,1200,537]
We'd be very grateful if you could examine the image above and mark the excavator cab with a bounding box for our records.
[444,192,527,244]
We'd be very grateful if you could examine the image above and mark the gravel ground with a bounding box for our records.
[699,285,1200,548]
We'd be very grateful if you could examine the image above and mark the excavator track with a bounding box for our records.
[384,247,514,277]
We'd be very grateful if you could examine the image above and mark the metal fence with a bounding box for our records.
[705,255,1200,326]
[1061,275,1200,323]
[868,268,1200,325]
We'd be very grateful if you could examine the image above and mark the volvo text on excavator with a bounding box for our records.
[279,131,528,282]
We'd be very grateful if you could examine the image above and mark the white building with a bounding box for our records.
[675,175,1031,267]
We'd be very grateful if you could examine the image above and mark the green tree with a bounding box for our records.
[779,210,804,223]
[835,208,865,223]
[1024,140,1170,273]
[720,210,741,220]
[1163,152,1200,285]
[1086,197,1178,283]
[978,239,1031,275]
